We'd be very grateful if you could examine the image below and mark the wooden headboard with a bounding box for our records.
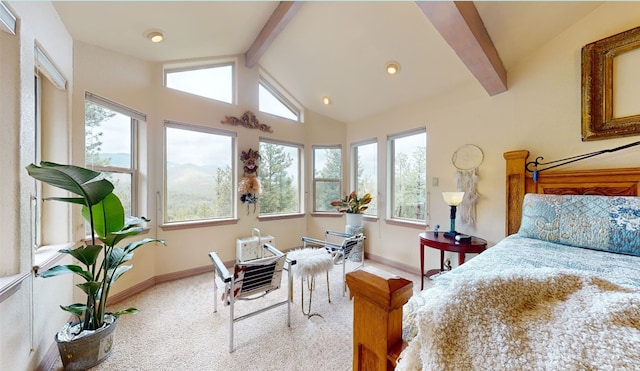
[504,150,640,235]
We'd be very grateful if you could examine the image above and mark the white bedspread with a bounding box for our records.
[396,268,640,370]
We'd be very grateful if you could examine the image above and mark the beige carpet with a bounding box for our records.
[50,259,422,371]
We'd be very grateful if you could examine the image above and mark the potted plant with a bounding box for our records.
[26,161,166,371]
[330,191,372,227]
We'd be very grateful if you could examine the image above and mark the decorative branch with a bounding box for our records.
[221,111,273,133]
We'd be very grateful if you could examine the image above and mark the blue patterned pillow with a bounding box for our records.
[517,194,640,257]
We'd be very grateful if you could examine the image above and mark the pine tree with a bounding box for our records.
[212,166,232,217]
[355,145,377,215]
[258,143,296,214]
[316,148,342,211]
[394,146,426,219]
[84,101,115,167]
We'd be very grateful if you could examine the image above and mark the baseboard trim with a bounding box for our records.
[108,265,215,305]
[36,340,60,371]
[364,252,420,276]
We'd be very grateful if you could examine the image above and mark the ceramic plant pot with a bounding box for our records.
[56,315,118,371]
[346,213,363,227]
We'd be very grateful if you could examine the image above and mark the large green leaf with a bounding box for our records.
[76,281,102,297]
[26,162,114,207]
[61,303,88,317]
[123,238,167,254]
[104,238,165,272]
[121,216,150,230]
[108,265,132,284]
[39,264,93,282]
[82,193,125,239]
[101,226,143,248]
[101,216,150,247]
[61,244,102,267]
[105,248,133,271]
[113,307,138,317]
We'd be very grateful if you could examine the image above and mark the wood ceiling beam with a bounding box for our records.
[245,1,302,68]
[416,1,507,95]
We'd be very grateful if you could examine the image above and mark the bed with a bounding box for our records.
[345,149,640,370]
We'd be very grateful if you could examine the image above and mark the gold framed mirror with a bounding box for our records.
[582,26,640,141]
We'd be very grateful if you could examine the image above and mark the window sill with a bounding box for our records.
[363,215,378,222]
[0,272,30,304]
[384,218,426,229]
[310,212,343,218]
[160,219,238,231]
[33,242,74,276]
[257,213,305,222]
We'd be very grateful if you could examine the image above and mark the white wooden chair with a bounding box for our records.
[301,230,365,296]
[209,243,293,352]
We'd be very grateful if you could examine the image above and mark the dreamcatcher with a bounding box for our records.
[239,148,261,215]
[452,144,483,227]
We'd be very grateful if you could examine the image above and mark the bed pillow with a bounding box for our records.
[517,193,640,257]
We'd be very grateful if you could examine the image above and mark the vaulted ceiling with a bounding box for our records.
[53,1,603,123]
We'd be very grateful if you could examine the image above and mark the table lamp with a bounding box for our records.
[442,191,465,238]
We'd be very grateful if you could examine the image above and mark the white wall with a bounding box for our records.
[0,2,74,370]
[347,1,640,270]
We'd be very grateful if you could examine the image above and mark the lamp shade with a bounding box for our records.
[442,192,465,206]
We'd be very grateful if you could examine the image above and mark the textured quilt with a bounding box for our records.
[398,194,640,369]
[397,267,640,370]
[403,235,640,341]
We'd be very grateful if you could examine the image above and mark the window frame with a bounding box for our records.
[84,92,142,217]
[163,61,236,105]
[258,71,303,122]
[387,128,427,224]
[258,137,304,217]
[28,43,74,277]
[32,46,70,249]
[0,2,17,35]
[32,73,42,249]
[163,120,237,225]
[312,145,342,213]
[351,139,378,217]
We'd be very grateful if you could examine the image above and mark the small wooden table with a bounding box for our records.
[419,232,487,290]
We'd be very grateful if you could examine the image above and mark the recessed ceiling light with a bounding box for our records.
[144,30,164,43]
[385,61,400,76]
[322,96,331,105]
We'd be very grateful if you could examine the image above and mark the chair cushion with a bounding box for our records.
[287,248,333,278]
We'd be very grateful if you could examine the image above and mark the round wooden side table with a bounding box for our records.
[419,232,487,290]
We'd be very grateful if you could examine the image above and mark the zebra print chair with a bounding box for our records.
[209,243,293,352]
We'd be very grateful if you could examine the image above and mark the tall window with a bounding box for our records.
[164,62,234,104]
[259,76,301,121]
[34,45,69,247]
[352,140,377,216]
[85,93,143,217]
[164,122,235,223]
[388,129,426,221]
[32,74,42,249]
[258,139,302,215]
[313,146,341,212]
